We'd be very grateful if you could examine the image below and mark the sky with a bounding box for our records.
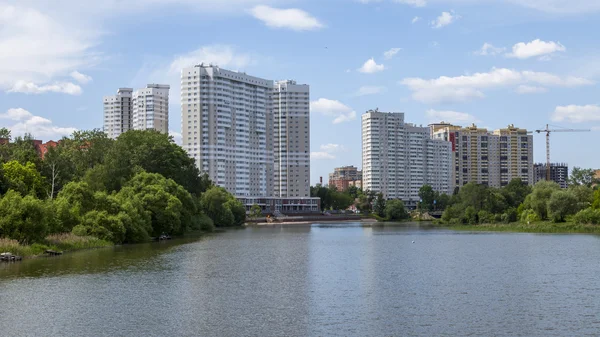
[1,0,600,185]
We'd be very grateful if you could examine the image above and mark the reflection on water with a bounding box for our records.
[2,223,600,337]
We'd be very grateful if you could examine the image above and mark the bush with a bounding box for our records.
[572,208,600,225]
[0,190,49,244]
[520,209,541,223]
[385,199,409,221]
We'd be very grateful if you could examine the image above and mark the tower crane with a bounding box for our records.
[534,124,590,181]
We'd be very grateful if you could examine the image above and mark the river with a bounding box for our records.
[1,223,600,336]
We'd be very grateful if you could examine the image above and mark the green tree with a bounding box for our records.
[385,199,408,221]
[101,130,209,195]
[0,127,11,140]
[0,190,49,244]
[2,161,46,197]
[568,167,599,187]
[419,185,435,211]
[523,181,561,220]
[201,186,237,227]
[250,204,262,220]
[501,179,531,208]
[330,191,353,211]
[374,193,386,218]
[75,210,126,243]
[547,190,578,223]
[346,185,361,199]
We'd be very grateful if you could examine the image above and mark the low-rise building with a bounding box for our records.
[236,197,321,214]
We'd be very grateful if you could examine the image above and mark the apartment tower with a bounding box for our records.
[103,85,170,139]
[362,110,452,207]
[533,163,568,188]
[103,88,133,139]
[132,84,170,134]
[181,64,274,197]
[272,80,310,197]
[431,123,534,188]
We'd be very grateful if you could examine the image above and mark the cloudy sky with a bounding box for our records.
[1,0,599,185]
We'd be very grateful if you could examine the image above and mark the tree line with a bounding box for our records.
[442,169,600,225]
[311,167,600,226]
[0,128,245,246]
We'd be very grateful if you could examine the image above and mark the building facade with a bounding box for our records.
[362,110,452,207]
[181,64,274,197]
[103,88,133,139]
[328,166,362,191]
[236,196,321,213]
[272,80,310,198]
[431,123,534,188]
[132,84,170,134]
[534,163,568,188]
[103,85,170,139]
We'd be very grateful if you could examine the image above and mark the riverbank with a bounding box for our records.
[0,234,113,259]
[250,217,378,226]
[443,222,600,234]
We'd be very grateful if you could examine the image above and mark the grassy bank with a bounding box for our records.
[0,234,112,258]
[445,222,600,234]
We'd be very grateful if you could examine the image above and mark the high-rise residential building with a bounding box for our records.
[362,110,452,207]
[103,85,170,139]
[132,84,170,134]
[431,122,534,188]
[533,163,568,188]
[103,88,133,139]
[181,64,274,197]
[328,166,362,191]
[272,80,310,197]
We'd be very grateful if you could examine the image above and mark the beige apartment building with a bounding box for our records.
[430,122,534,188]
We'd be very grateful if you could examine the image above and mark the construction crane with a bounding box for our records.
[535,124,590,181]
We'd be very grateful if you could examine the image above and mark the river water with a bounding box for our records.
[1,223,600,336]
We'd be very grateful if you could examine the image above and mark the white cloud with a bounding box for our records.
[310,98,357,124]
[312,143,346,160]
[384,48,402,59]
[400,67,594,103]
[9,81,83,95]
[355,86,387,96]
[70,71,92,84]
[506,39,566,59]
[0,4,100,94]
[168,45,253,73]
[169,130,183,145]
[320,144,346,152]
[393,0,427,7]
[475,43,506,56]
[0,108,76,140]
[426,109,481,125]
[358,58,385,73]
[412,16,421,23]
[503,0,600,14]
[250,5,324,31]
[515,85,548,94]
[310,152,336,160]
[551,104,600,123]
[431,11,460,29]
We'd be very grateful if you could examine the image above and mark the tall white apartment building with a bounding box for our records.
[103,84,170,139]
[362,110,452,207]
[272,80,310,197]
[103,88,132,139]
[181,64,274,197]
[132,84,170,134]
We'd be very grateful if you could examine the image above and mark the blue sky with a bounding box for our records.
[1,0,600,185]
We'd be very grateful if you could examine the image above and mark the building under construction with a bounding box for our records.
[533,163,569,188]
